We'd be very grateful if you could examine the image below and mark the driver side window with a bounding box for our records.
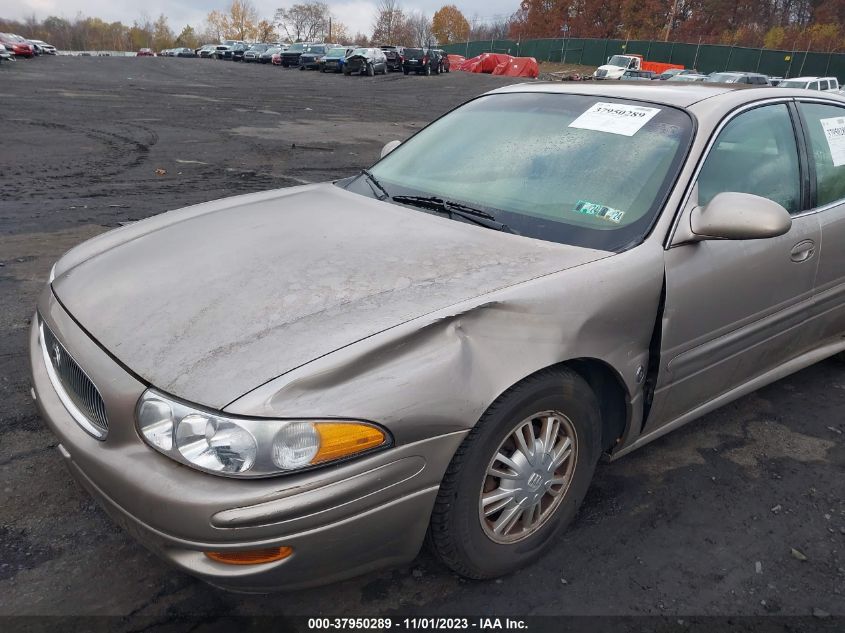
[697,104,801,213]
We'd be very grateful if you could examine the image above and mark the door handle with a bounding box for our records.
[790,239,816,263]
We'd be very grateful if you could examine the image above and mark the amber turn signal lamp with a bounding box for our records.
[205,546,293,565]
[313,423,386,464]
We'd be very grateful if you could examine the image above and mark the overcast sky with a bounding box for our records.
[4,1,518,38]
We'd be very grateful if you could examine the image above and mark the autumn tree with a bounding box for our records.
[255,19,278,42]
[204,1,260,41]
[175,25,199,48]
[328,20,351,43]
[229,0,259,40]
[205,10,229,41]
[431,5,469,44]
[274,2,331,42]
[152,14,174,50]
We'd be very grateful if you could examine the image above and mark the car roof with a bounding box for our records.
[493,82,845,110]
[785,76,833,82]
[488,81,752,107]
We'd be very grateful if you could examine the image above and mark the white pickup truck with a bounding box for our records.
[777,76,840,92]
[593,54,682,80]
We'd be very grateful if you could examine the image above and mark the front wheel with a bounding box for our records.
[366,63,375,77]
[424,64,431,76]
[428,367,601,579]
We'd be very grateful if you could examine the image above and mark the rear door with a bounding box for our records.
[646,102,821,431]
[797,100,845,343]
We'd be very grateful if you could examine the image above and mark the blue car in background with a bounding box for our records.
[321,45,354,73]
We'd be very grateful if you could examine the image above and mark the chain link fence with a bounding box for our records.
[442,38,845,82]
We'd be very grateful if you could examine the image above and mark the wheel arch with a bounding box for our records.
[561,358,631,453]
[486,357,632,455]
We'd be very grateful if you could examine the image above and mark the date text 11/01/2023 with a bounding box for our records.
[307,618,528,630]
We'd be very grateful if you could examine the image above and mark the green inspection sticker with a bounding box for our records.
[573,200,625,224]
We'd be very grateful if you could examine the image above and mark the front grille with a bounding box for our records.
[41,323,109,437]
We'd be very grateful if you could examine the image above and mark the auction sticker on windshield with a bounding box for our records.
[820,117,845,166]
[569,102,661,136]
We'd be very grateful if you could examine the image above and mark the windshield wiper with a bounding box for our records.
[361,169,389,200]
[391,195,512,233]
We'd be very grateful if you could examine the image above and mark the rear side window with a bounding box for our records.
[799,102,845,207]
[697,104,801,213]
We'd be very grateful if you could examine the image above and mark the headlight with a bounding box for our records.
[136,390,390,477]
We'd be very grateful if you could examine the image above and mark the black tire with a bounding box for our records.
[343,68,350,76]
[424,64,431,76]
[433,63,440,75]
[366,63,375,77]
[428,367,602,579]
[282,62,288,68]
[403,68,409,75]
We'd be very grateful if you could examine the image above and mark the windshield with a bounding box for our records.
[706,73,740,83]
[347,93,692,251]
[287,43,305,52]
[304,45,326,54]
[264,47,281,55]
[778,79,809,88]
[607,55,634,67]
[327,47,347,56]
[405,48,424,57]
[350,48,370,56]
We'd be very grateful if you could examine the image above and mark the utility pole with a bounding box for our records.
[328,17,332,42]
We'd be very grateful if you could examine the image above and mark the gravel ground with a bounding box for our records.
[0,56,843,622]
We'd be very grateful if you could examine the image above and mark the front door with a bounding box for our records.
[647,102,821,431]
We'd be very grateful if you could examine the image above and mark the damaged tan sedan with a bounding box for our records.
[31,83,845,591]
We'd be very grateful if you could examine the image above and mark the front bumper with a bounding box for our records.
[30,288,466,592]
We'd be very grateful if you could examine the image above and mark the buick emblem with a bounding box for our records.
[527,472,542,490]
[51,342,62,366]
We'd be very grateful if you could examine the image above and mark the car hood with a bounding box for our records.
[53,183,607,409]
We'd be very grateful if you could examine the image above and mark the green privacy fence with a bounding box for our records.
[442,38,845,82]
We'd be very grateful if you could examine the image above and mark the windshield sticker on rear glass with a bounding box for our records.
[820,117,845,167]
[573,200,625,223]
[569,102,661,136]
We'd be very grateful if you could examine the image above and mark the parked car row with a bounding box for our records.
[276,44,450,76]
[142,40,452,78]
[0,33,58,62]
[619,66,842,92]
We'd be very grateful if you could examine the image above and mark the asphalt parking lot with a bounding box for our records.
[0,57,843,621]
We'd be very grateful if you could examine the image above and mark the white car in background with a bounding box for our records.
[29,39,57,55]
[778,76,840,92]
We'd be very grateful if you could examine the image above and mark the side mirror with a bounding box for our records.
[380,139,401,159]
[690,192,792,240]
